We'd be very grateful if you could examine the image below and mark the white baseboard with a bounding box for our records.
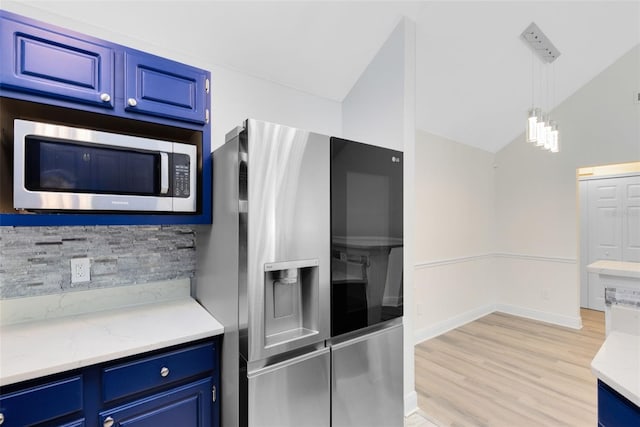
[413,303,583,345]
[413,304,496,344]
[495,304,583,329]
[404,390,418,416]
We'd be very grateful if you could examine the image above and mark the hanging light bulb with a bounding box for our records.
[527,108,538,143]
[535,113,546,147]
[550,121,559,153]
[543,119,553,150]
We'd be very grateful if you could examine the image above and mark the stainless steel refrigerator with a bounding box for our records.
[196,119,331,427]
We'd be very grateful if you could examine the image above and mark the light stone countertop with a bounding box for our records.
[0,281,223,387]
[591,331,640,407]
[587,260,640,280]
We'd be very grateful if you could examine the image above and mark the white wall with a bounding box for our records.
[494,44,640,327]
[413,45,640,340]
[413,131,497,341]
[342,21,405,151]
[208,65,341,150]
[341,17,417,416]
[2,1,343,150]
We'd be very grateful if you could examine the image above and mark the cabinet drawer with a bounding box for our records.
[124,51,208,124]
[0,375,83,426]
[0,15,114,108]
[103,343,214,402]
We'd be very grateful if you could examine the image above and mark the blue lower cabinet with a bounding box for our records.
[598,380,640,427]
[100,378,212,427]
[0,339,219,427]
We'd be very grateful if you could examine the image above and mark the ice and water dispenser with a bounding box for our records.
[263,259,320,349]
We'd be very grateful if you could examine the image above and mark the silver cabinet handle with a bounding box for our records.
[100,93,111,102]
[0,412,5,425]
[103,416,115,427]
[160,366,170,377]
[127,98,137,107]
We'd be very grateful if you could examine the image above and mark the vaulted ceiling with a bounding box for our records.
[7,1,640,152]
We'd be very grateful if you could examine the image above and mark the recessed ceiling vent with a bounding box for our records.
[521,22,560,63]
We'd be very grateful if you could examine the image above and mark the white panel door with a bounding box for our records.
[588,180,622,262]
[587,179,622,310]
[621,176,640,262]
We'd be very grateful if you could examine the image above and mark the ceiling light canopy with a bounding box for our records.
[521,22,561,64]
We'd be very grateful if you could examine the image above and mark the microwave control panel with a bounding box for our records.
[172,154,191,198]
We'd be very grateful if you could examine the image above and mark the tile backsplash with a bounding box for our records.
[0,225,196,299]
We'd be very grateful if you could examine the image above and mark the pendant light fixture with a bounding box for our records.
[521,22,561,153]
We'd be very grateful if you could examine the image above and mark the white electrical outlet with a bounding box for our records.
[71,258,91,283]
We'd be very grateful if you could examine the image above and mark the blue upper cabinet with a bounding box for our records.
[125,52,209,124]
[0,15,115,108]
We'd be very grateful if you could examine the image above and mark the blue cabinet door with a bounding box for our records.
[99,378,212,427]
[124,51,208,124]
[0,12,114,108]
[598,380,640,427]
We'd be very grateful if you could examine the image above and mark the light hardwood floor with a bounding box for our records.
[415,309,605,427]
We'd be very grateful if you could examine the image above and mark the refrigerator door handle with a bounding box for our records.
[264,258,319,271]
[331,321,403,351]
[248,347,329,378]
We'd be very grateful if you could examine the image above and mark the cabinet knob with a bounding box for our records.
[100,93,111,102]
[103,416,115,427]
[160,366,170,377]
[127,98,138,107]
[0,412,4,425]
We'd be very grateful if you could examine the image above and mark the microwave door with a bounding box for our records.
[26,139,161,194]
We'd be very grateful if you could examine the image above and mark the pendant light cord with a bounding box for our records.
[531,49,535,109]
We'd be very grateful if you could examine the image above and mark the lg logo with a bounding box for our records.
[391,156,401,163]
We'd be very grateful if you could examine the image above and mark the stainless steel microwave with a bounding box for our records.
[13,119,196,212]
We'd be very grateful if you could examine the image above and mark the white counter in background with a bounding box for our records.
[587,260,640,280]
[589,261,640,409]
[591,331,640,407]
[0,280,224,386]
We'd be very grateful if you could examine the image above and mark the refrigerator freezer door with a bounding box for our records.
[331,323,403,427]
[247,347,330,427]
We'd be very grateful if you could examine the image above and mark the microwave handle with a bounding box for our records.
[160,153,169,194]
